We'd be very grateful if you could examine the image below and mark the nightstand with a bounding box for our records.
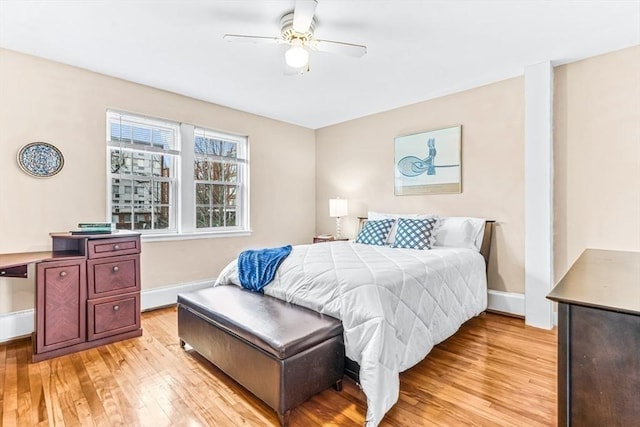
[313,236,349,244]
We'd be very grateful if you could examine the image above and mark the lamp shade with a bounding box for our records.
[329,198,348,217]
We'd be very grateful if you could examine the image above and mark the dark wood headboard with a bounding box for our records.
[357,217,494,269]
[479,221,494,269]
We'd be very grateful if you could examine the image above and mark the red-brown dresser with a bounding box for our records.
[33,231,142,362]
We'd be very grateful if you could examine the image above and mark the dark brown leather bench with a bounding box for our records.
[177,285,345,426]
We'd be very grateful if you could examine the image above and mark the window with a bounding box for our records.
[107,111,249,237]
[194,128,245,229]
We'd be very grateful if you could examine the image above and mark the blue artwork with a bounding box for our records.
[396,137,460,177]
[394,126,461,195]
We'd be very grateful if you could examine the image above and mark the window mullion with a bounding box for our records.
[180,123,196,233]
[107,141,180,157]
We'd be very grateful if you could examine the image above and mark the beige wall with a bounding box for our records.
[315,45,640,294]
[315,78,525,293]
[554,45,640,282]
[2,44,637,315]
[0,49,316,313]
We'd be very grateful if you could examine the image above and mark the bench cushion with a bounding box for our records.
[177,285,343,359]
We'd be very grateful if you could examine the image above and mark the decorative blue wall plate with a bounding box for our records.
[17,142,64,177]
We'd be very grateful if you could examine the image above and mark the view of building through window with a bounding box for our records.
[108,115,177,232]
[110,150,172,230]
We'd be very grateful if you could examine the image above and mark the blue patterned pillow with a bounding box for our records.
[391,217,439,250]
[355,219,395,246]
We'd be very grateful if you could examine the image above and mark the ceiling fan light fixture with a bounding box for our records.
[285,43,309,68]
[224,2,367,72]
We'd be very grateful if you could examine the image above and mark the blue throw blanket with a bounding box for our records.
[238,245,292,293]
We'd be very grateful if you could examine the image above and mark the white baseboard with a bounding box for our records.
[487,289,525,317]
[0,309,35,343]
[0,279,214,344]
[140,279,213,311]
[0,284,543,343]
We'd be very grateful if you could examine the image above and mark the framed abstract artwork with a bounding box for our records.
[394,125,461,195]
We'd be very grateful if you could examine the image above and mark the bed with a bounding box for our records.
[214,216,493,426]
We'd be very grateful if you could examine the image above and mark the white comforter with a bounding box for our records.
[215,242,487,426]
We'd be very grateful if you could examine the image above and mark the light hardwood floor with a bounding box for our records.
[1,308,556,426]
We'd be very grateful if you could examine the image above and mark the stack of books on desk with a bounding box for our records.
[72,222,116,235]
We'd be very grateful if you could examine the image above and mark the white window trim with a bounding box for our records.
[140,229,252,243]
[106,110,250,239]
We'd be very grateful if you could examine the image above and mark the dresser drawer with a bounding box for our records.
[88,236,140,259]
[88,294,140,341]
[87,254,140,298]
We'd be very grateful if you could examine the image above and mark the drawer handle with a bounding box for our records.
[113,266,119,272]
[60,271,67,277]
[113,245,121,250]
[113,305,120,311]
[0,271,5,275]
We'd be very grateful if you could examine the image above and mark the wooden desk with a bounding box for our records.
[31,232,143,362]
[0,251,83,278]
[547,249,640,426]
[0,231,141,277]
[1,231,142,362]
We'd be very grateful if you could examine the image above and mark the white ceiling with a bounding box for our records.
[1,1,639,129]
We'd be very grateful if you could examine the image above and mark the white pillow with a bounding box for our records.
[367,211,438,244]
[434,217,486,251]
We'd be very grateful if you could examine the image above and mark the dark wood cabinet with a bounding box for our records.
[547,249,640,427]
[36,258,86,353]
[33,232,142,362]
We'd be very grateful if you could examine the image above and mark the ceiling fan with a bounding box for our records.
[223,0,367,73]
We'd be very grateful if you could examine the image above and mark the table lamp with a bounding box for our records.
[329,197,348,239]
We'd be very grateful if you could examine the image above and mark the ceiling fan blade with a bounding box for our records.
[310,39,367,57]
[223,34,283,44]
[293,0,317,33]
